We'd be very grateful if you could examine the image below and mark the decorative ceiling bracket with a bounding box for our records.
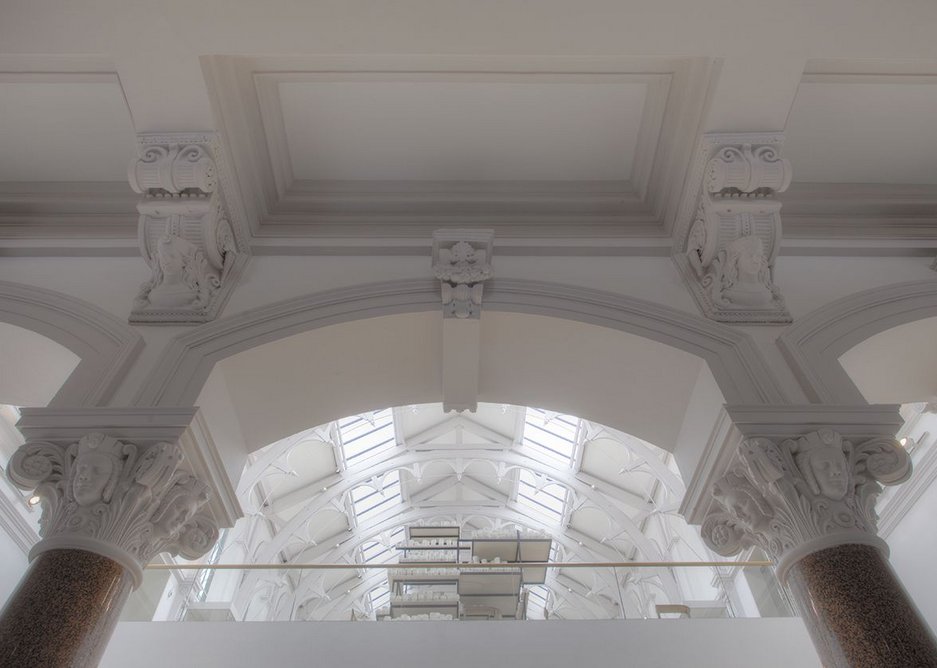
[673,133,793,324]
[128,133,249,324]
[432,229,494,320]
[432,230,494,413]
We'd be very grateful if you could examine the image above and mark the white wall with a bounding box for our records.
[102,618,820,668]
[887,476,937,633]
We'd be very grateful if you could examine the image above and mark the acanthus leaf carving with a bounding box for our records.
[129,134,245,324]
[701,429,911,579]
[677,134,792,324]
[7,433,219,586]
[431,230,494,320]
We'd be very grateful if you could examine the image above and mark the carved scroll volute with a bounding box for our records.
[6,433,219,587]
[128,144,216,195]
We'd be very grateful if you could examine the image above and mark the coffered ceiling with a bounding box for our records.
[1,1,936,253]
[203,55,709,242]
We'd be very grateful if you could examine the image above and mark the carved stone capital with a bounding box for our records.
[129,133,246,324]
[675,134,792,324]
[432,229,494,319]
[701,428,911,581]
[7,433,220,587]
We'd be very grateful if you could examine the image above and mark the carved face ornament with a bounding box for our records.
[806,445,849,501]
[73,451,114,506]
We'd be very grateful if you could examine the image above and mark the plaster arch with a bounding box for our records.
[778,280,937,404]
[134,279,787,438]
[0,280,143,407]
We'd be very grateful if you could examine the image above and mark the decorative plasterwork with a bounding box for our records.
[701,428,911,581]
[674,133,792,324]
[432,229,494,320]
[200,55,715,248]
[128,133,248,324]
[15,406,243,530]
[132,278,787,408]
[7,433,219,586]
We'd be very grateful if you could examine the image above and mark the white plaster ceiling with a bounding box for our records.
[0,80,135,182]
[278,79,646,182]
[784,80,937,184]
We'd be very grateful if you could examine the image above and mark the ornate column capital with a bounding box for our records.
[6,433,220,587]
[701,428,911,581]
[674,133,792,324]
[432,229,494,320]
[128,133,248,324]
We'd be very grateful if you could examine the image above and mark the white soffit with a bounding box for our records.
[839,315,937,404]
[276,78,647,182]
[0,322,80,406]
[0,76,135,182]
[784,77,937,185]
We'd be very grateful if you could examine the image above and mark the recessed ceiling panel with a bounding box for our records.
[0,80,135,181]
[278,79,647,182]
[784,81,937,184]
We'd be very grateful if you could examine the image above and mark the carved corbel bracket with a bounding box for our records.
[128,133,248,324]
[431,230,494,319]
[674,134,792,324]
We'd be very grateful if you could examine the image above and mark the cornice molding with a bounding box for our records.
[777,279,937,403]
[131,278,788,408]
[0,280,143,407]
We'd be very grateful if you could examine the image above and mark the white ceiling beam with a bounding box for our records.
[405,414,514,450]
[441,316,482,414]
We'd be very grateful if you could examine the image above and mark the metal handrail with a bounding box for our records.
[146,560,772,571]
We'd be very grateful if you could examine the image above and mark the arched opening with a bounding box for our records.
[837,316,937,631]
[161,402,788,624]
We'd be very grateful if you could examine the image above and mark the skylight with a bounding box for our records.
[359,527,405,564]
[521,408,579,465]
[515,469,568,524]
[350,470,402,521]
[337,409,397,465]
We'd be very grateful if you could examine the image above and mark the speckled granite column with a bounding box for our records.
[2,431,221,668]
[0,549,133,668]
[785,543,937,668]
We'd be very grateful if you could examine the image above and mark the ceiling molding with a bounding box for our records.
[0,280,143,407]
[132,278,789,409]
[202,55,713,242]
[777,279,937,404]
